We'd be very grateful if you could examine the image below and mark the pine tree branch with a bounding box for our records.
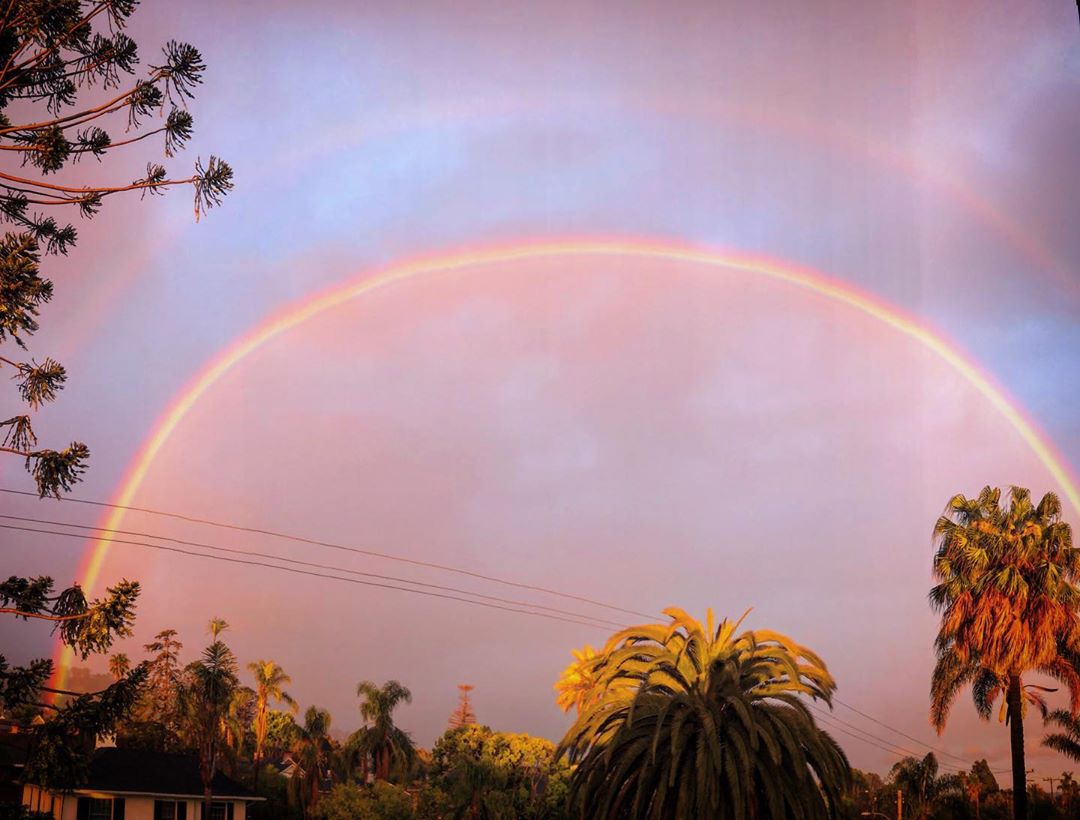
[0,606,94,622]
[0,70,164,135]
[4,2,112,80]
[0,169,195,196]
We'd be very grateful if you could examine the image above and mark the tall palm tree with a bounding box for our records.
[108,653,130,681]
[247,660,297,780]
[558,607,850,819]
[889,753,958,820]
[929,486,1080,820]
[554,644,602,715]
[292,706,333,818]
[351,680,416,782]
[180,637,240,817]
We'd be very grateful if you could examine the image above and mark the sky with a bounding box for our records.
[3,0,1080,782]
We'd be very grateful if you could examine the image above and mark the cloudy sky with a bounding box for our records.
[4,0,1080,780]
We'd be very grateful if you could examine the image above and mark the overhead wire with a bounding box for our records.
[0,487,655,619]
[0,513,629,629]
[1,522,619,631]
[0,487,1018,774]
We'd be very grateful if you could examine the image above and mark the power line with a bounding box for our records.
[0,487,655,620]
[1,522,618,631]
[809,704,945,766]
[0,513,629,630]
[811,710,936,765]
[812,704,972,777]
[0,487,1026,774]
[832,696,975,768]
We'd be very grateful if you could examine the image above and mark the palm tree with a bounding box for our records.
[956,770,984,820]
[108,653,130,681]
[1044,708,1080,761]
[292,706,333,818]
[179,636,240,816]
[248,660,297,781]
[554,644,602,715]
[889,753,958,820]
[208,617,229,640]
[351,680,416,782]
[929,486,1080,820]
[558,607,850,818]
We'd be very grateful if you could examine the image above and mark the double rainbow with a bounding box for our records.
[55,237,1080,688]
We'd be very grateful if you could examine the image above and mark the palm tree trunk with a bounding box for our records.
[1007,675,1027,820]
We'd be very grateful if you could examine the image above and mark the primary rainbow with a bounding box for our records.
[55,236,1080,686]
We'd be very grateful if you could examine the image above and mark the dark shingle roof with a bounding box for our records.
[78,748,257,799]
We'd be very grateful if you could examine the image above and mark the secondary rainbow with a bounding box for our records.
[54,236,1080,687]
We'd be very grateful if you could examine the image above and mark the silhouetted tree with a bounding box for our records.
[178,619,241,816]
[0,0,232,494]
[350,680,415,782]
[0,574,145,788]
[889,753,959,820]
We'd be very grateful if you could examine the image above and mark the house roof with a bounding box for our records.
[73,748,259,800]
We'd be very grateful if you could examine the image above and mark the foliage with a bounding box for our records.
[116,628,186,752]
[249,764,304,820]
[264,708,301,760]
[108,653,130,680]
[177,621,241,810]
[313,782,415,820]
[429,725,571,819]
[349,680,416,782]
[0,0,232,496]
[292,705,335,817]
[0,575,144,789]
[558,607,850,819]
[889,754,960,820]
[1044,709,1080,761]
[23,662,149,790]
[929,486,1079,820]
[0,807,53,820]
[249,660,297,770]
[0,575,138,659]
[553,645,602,716]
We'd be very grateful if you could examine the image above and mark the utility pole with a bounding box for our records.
[896,788,902,820]
[1044,775,1059,800]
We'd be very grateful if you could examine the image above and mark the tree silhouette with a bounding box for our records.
[0,0,232,495]
[350,680,415,782]
[0,574,145,788]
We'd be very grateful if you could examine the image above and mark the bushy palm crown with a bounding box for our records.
[352,680,416,781]
[889,754,958,820]
[554,644,602,715]
[929,487,1080,729]
[557,608,850,820]
[248,660,296,764]
[292,706,333,813]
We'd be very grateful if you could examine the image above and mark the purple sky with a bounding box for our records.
[4,0,1080,782]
